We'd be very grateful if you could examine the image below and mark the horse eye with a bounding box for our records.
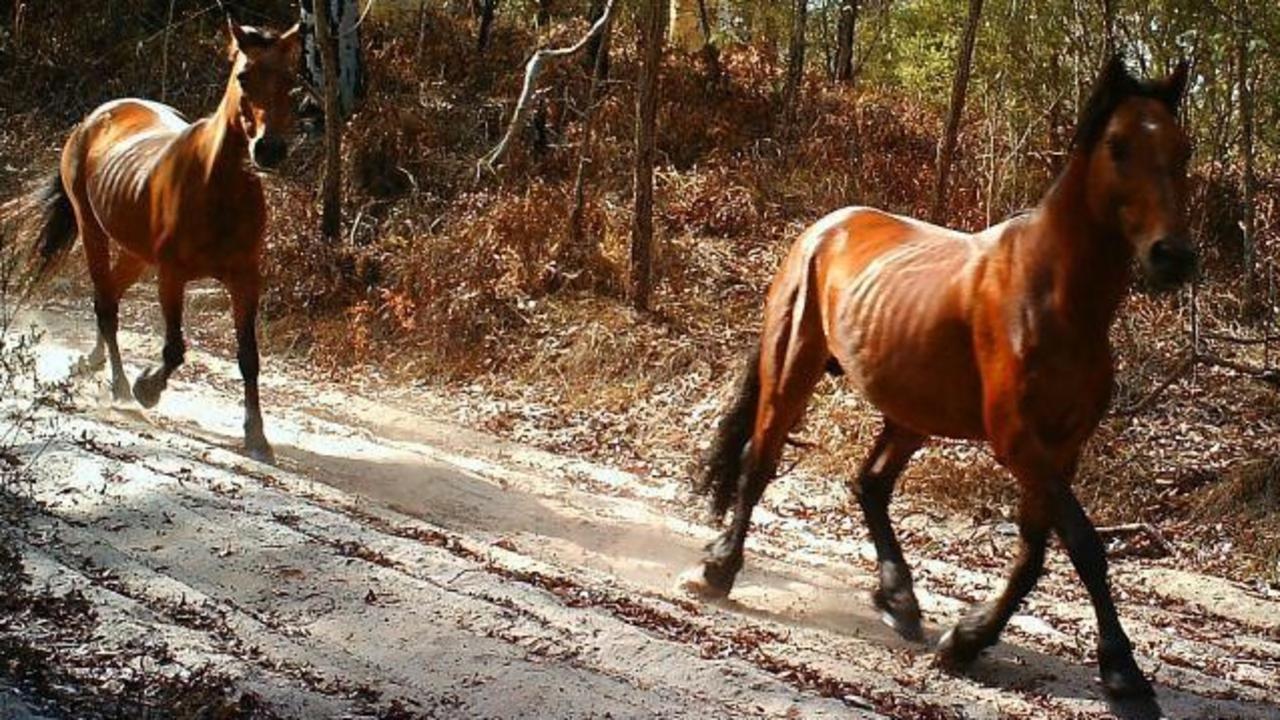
[1108,138,1130,164]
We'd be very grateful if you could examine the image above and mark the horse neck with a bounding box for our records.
[1029,152,1132,332]
[196,66,252,181]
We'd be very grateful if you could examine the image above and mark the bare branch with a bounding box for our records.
[1097,523,1174,558]
[1197,353,1280,387]
[477,0,618,177]
[1114,352,1195,417]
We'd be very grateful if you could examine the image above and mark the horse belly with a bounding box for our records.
[829,266,987,440]
[858,325,986,439]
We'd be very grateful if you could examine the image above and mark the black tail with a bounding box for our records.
[29,172,78,282]
[696,344,762,521]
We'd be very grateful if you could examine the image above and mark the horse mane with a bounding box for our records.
[1072,55,1184,152]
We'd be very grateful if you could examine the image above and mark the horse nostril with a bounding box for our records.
[1148,237,1196,284]
[253,137,287,168]
[1150,240,1174,267]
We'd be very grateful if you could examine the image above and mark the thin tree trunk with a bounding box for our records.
[537,0,551,27]
[563,10,614,280]
[1100,0,1115,57]
[477,0,499,52]
[302,0,364,118]
[779,0,807,124]
[669,0,699,51]
[695,0,721,86]
[314,0,342,241]
[1236,0,1257,314]
[415,0,430,58]
[930,0,983,224]
[834,0,857,83]
[584,0,611,77]
[630,0,665,311]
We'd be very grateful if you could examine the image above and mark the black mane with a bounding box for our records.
[1072,55,1185,151]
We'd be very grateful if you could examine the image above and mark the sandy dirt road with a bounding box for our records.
[3,299,1279,719]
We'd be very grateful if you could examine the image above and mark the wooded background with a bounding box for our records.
[1,0,1277,579]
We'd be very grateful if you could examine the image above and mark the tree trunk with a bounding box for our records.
[695,0,721,86]
[584,0,611,77]
[537,0,551,27]
[779,0,807,125]
[930,0,983,224]
[1235,0,1257,314]
[563,10,614,280]
[630,0,665,311]
[834,0,857,83]
[477,0,499,52]
[313,0,342,241]
[668,0,701,52]
[415,0,430,58]
[1099,0,1115,57]
[301,0,364,118]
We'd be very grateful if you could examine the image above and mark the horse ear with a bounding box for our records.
[278,23,302,57]
[228,20,250,50]
[1163,59,1190,109]
[1100,54,1132,93]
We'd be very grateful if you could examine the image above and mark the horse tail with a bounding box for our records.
[3,169,78,288]
[696,343,761,521]
[28,171,78,283]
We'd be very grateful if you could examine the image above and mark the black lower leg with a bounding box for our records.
[133,275,186,408]
[93,294,130,399]
[1052,488,1152,698]
[701,462,770,592]
[235,303,270,459]
[856,426,923,640]
[937,520,1047,667]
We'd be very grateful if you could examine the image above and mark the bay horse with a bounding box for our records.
[683,56,1194,700]
[24,21,299,462]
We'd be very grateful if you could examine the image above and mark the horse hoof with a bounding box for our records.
[873,587,925,643]
[879,609,925,643]
[246,441,275,465]
[676,565,730,600]
[1100,651,1155,699]
[112,381,135,404]
[73,355,105,377]
[132,371,163,409]
[934,626,984,671]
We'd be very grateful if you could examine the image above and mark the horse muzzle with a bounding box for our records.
[1144,236,1197,290]
[251,135,288,170]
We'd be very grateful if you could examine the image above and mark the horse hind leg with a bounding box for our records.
[132,268,186,408]
[680,316,828,598]
[852,420,926,641]
[80,228,143,401]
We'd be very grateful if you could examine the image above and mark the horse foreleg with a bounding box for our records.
[132,269,186,408]
[1049,484,1153,698]
[936,490,1050,666]
[854,421,926,641]
[228,272,273,463]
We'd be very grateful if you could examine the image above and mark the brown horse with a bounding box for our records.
[24,21,299,462]
[684,57,1193,701]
